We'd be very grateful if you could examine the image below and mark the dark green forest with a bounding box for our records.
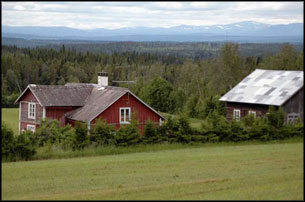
[1,42,303,119]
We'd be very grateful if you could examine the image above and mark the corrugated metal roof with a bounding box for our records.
[219,69,303,106]
[28,85,93,107]
[67,86,129,122]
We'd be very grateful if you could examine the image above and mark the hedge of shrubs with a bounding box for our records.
[2,107,303,162]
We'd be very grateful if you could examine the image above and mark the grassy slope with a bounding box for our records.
[1,108,19,135]
[2,142,303,200]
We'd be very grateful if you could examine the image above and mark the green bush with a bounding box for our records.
[200,120,219,143]
[60,124,76,150]
[248,117,273,141]
[160,116,180,143]
[115,118,141,147]
[282,120,304,139]
[143,119,162,144]
[15,130,36,161]
[1,122,16,161]
[90,119,115,146]
[206,111,230,141]
[74,121,89,150]
[229,120,246,142]
[267,107,285,129]
[33,119,62,147]
[176,116,193,143]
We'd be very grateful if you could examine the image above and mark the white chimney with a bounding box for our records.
[98,71,108,86]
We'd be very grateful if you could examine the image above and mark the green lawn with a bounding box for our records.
[2,108,19,135]
[2,142,303,200]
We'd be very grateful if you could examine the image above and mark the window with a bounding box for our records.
[159,118,163,126]
[27,124,35,133]
[120,107,131,124]
[28,103,35,119]
[248,110,256,118]
[287,113,300,124]
[233,109,241,121]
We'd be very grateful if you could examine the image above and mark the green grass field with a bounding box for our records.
[2,108,19,135]
[2,142,303,200]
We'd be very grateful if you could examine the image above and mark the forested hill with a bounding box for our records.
[2,43,303,119]
[2,38,304,60]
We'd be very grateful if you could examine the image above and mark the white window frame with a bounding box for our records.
[28,102,36,119]
[248,110,256,118]
[287,113,300,123]
[26,124,36,133]
[233,109,241,121]
[119,107,131,124]
[159,118,163,126]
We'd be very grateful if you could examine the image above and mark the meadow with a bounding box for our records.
[2,108,19,135]
[2,142,303,200]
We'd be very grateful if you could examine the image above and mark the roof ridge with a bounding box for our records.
[29,84,93,89]
[255,68,303,72]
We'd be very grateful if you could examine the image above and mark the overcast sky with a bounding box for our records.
[2,1,304,29]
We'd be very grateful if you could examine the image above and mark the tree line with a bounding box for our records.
[2,42,303,119]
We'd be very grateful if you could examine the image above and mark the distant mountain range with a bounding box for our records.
[1,21,303,43]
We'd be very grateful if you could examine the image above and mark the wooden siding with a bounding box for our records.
[225,87,304,123]
[21,88,39,103]
[18,89,80,132]
[66,118,76,127]
[91,92,161,134]
[19,89,43,132]
[282,87,304,123]
[46,106,79,126]
[20,122,39,133]
[225,102,270,121]
[20,101,43,124]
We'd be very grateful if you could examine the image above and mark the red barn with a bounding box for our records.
[219,69,304,123]
[15,72,165,134]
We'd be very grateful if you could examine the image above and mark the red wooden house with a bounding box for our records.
[15,72,165,134]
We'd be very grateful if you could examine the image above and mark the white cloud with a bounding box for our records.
[1,2,303,29]
[13,5,26,11]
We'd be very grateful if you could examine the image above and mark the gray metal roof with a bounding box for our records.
[67,86,129,122]
[15,84,93,107]
[219,69,304,106]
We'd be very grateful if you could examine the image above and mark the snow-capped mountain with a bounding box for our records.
[2,21,303,42]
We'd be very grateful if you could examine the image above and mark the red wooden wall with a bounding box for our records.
[46,106,79,126]
[91,92,162,134]
[19,89,42,132]
[19,89,80,131]
[225,102,271,121]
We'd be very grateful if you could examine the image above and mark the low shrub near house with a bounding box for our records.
[2,122,36,162]
[74,121,89,150]
[2,122,16,161]
[115,118,141,147]
[33,119,62,146]
[15,131,36,161]
[143,119,163,144]
[90,119,116,146]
